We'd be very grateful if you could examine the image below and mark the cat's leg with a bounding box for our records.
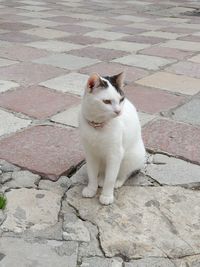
[115,142,146,188]
[99,155,122,205]
[82,152,100,198]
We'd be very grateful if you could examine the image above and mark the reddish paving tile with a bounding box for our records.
[0,32,44,43]
[52,24,93,34]
[58,35,105,45]
[70,46,128,61]
[139,46,194,60]
[0,62,66,86]
[0,45,50,61]
[107,26,146,35]
[121,35,166,44]
[0,22,36,31]
[125,84,186,114]
[143,119,200,164]
[0,125,84,180]
[178,35,200,42]
[0,86,80,119]
[80,62,149,84]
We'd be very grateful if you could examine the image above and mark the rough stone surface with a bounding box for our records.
[67,185,200,259]
[39,176,71,195]
[5,170,40,188]
[0,237,78,267]
[0,160,20,172]
[147,154,200,186]
[81,257,123,267]
[1,188,61,233]
[124,258,175,267]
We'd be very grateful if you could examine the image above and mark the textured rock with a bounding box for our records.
[81,257,123,267]
[124,258,175,267]
[0,172,12,184]
[0,237,78,267]
[1,188,61,233]
[0,160,20,172]
[39,176,71,195]
[5,170,40,188]
[67,186,200,259]
[147,154,200,186]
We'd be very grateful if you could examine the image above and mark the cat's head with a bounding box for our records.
[82,72,125,122]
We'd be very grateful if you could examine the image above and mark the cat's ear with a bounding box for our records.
[112,72,125,89]
[86,73,101,93]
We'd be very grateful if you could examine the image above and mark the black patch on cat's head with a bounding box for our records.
[99,78,108,88]
[103,74,125,96]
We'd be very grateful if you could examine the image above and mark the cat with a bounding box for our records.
[79,72,146,205]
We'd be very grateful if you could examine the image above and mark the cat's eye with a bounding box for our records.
[103,99,112,105]
[120,97,125,103]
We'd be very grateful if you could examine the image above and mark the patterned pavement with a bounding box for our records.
[0,0,200,266]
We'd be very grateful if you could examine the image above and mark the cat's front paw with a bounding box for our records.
[99,194,114,205]
[82,186,97,198]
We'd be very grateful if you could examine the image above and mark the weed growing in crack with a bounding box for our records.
[0,194,6,210]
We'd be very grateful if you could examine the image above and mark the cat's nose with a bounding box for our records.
[115,110,121,115]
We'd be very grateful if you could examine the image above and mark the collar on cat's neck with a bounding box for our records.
[87,119,105,129]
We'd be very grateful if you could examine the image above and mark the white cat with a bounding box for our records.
[79,72,146,205]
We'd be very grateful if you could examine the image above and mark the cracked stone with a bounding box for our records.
[81,257,123,267]
[147,154,200,186]
[67,186,200,259]
[1,188,61,234]
[0,237,78,267]
[0,172,12,184]
[39,176,71,195]
[63,211,90,242]
[0,210,6,225]
[124,258,175,267]
[0,160,20,172]
[78,221,103,260]
[5,170,40,188]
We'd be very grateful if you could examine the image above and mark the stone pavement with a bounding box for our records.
[0,0,200,266]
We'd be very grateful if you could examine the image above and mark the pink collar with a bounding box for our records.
[87,120,105,129]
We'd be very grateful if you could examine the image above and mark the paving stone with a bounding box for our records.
[80,62,149,84]
[81,257,123,267]
[189,54,200,64]
[26,40,83,52]
[0,237,78,267]
[147,154,200,186]
[76,21,111,29]
[125,84,186,114]
[45,15,80,24]
[96,41,150,52]
[0,62,66,86]
[23,28,71,39]
[172,98,200,125]
[70,164,88,186]
[139,46,194,60]
[0,32,44,43]
[5,170,40,189]
[116,15,147,22]
[0,210,6,225]
[39,176,72,195]
[63,212,90,242]
[124,258,175,267]
[59,35,105,45]
[0,44,50,61]
[166,61,200,79]
[85,30,128,40]
[143,119,200,164]
[34,54,99,70]
[138,112,155,127]
[117,35,166,45]
[107,26,146,35]
[162,40,200,51]
[40,72,88,95]
[0,125,84,180]
[178,34,200,43]
[22,18,65,28]
[53,24,93,34]
[141,30,185,39]
[1,188,61,233]
[70,46,128,61]
[160,27,198,34]
[127,23,163,31]
[0,172,12,184]
[0,109,31,137]
[0,160,20,172]
[0,22,37,31]
[113,54,175,70]
[67,185,200,258]
[18,5,51,12]
[0,80,19,93]
[0,58,18,67]
[173,255,200,267]
[0,86,80,119]
[136,72,200,95]
[51,105,80,127]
